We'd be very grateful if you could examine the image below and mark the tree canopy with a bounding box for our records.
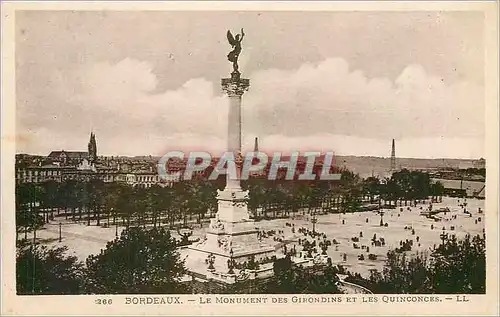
[265,255,342,294]
[16,241,84,295]
[349,233,486,294]
[84,226,189,294]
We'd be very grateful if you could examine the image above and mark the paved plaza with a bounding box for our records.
[30,196,484,278]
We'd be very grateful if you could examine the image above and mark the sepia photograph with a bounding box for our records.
[1,1,499,316]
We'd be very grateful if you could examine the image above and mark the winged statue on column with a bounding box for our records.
[226,28,245,73]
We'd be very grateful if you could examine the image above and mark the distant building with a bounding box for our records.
[16,132,176,187]
[16,164,71,184]
[47,132,97,166]
[125,172,164,188]
[434,178,485,199]
[47,150,88,165]
[473,158,486,169]
[77,158,97,172]
[458,161,474,169]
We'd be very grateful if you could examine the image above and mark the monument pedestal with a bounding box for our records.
[187,186,275,268]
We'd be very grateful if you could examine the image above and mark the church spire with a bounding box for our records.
[88,131,97,163]
[254,137,259,152]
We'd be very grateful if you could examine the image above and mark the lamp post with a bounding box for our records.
[379,211,384,226]
[311,208,317,234]
[59,222,62,242]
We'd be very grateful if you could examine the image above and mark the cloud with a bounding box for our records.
[244,58,484,141]
[16,58,230,155]
[70,58,228,134]
[16,57,484,158]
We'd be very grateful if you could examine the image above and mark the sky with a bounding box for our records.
[15,10,485,159]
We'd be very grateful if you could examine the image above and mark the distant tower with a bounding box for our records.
[390,139,396,171]
[88,132,97,163]
[254,137,259,152]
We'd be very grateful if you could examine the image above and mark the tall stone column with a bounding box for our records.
[216,72,251,224]
[222,72,249,190]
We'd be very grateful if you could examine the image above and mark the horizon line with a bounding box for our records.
[15,151,485,162]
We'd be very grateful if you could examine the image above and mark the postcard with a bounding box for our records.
[1,1,498,316]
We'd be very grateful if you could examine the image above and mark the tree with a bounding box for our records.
[359,234,485,294]
[16,241,84,295]
[303,262,342,294]
[102,182,123,226]
[382,178,400,207]
[87,179,105,226]
[267,255,299,293]
[16,207,44,242]
[430,181,445,203]
[363,177,380,203]
[16,183,44,241]
[392,169,412,205]
[339,170,360,189]
[191,180,217,224]
[146,185,162,227]
[342,188,362,212]
[41,180,60,219]
[266,255,342,294]
[75,181,87,221]
[59,179,78,220]
[410,171,431,201]
[84,226,189,294]
[431,234,485,294]
[172,182,190,226]
[368,251,432,294]
[156,186,175,227]
[131,186,148,227]
[116,185,134,228]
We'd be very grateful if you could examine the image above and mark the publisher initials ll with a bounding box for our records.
[456,295,469,302]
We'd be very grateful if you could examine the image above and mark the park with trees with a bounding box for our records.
[16,225,485,294]
[16,168,472,295]
[15,169,445,234]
